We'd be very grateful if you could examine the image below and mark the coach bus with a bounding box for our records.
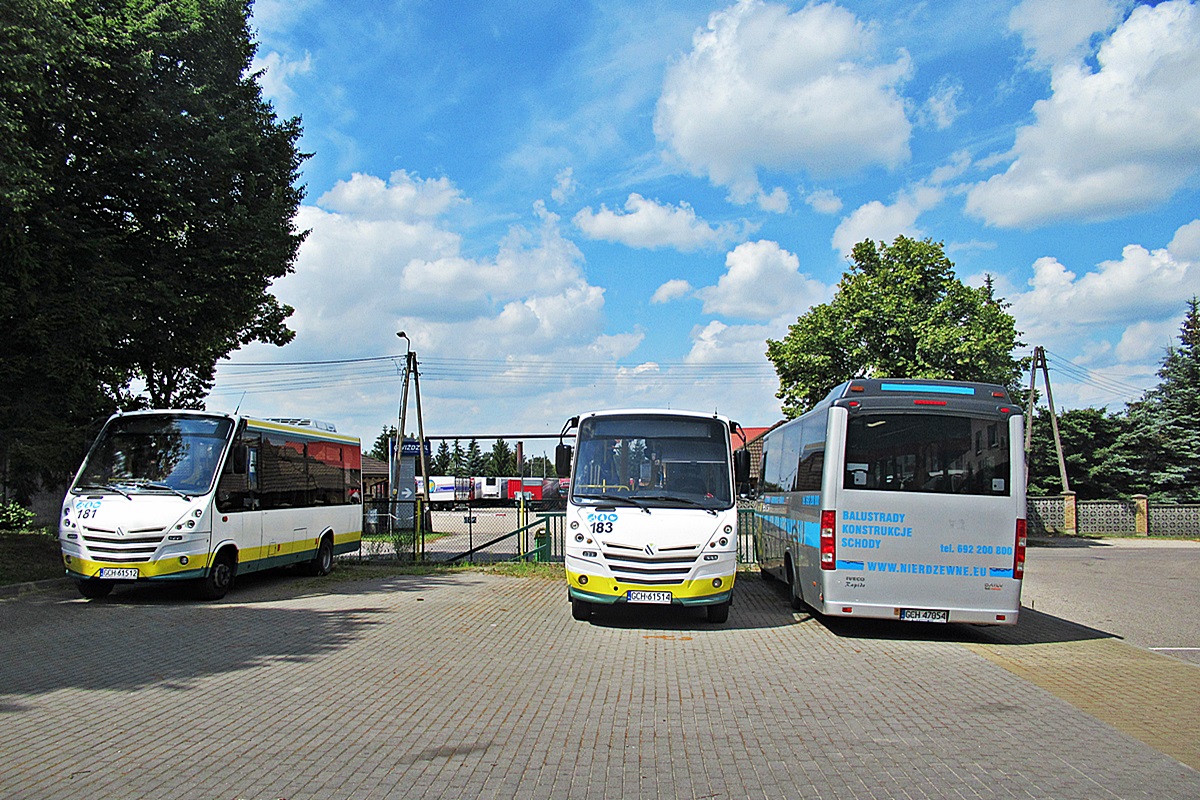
[59,410,362,600]
[756,379,1026,625]
[557,409,750,623]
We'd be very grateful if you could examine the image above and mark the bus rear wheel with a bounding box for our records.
[571,597,592,621]
[305,535,334,576]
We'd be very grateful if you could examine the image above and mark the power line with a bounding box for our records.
[208,354,780,397]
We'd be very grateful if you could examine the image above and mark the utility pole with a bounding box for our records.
[395,332,431,504]
[1025,346,1070,493]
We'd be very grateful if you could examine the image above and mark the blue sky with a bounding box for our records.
[208,0,1200,448]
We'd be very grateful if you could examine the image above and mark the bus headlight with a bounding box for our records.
[712,578,723,588]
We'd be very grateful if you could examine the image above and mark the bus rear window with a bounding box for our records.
[843,413,1010,496]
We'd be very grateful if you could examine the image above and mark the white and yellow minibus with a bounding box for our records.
[557,409,750,624]
[59,410,361,600]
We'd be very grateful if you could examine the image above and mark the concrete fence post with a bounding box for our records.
[1062,491,1077,535]
[1133,494,1149,536]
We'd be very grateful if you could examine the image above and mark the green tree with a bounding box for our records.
[368,426,396,462]
[0,0,305,498]
[486,439,516,477]
[431,441,452,475]
[449,440,466,478]
[1106,298,1200,501]
[465,439,486,477]
[766,236,1026,417]
[1026,407,1127,499]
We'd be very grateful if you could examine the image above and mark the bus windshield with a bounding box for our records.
[571,414,732,509]
[843,412,1011,496]
[73,415,235,497]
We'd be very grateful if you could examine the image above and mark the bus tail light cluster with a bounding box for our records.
[1013,519,1027,579]
[820,510,836,570]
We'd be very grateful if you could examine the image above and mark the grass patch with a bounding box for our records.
[0,530,64,586]
[325,558,563,585]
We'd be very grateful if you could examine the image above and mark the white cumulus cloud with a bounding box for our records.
[831,185,944,256]
[968,1,1200,228]
[1009,218,1200,368]
[573,193,740,251]
[696,240,830,320]
[1008,0,1124,69]
[654,0,912,205]
[651,279,694,305]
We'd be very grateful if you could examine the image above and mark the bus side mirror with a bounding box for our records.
[734,448,751,484]
[555,444,573,478]
[231,443,248,475]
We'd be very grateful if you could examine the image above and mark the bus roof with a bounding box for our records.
[576,408,736,425]
[821,378,1020,416]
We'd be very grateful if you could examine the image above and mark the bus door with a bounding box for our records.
[215,433,264,567]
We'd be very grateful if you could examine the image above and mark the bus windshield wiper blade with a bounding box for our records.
[139,481,189,499]
[636,494,719,514]
[77,483,132,499]
[573,493,652,513]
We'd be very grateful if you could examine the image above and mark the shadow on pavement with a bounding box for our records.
[816,605,1117,646]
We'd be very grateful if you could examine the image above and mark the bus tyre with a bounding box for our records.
[198,551,235,600]
[706,601,730,624]
[571,597,592,621]
[306,536,334,577]
[786,556,806,611]
[77,579,113,600]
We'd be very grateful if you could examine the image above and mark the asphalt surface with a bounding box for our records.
[1018,537,1200,665]
[0,540,1197,799]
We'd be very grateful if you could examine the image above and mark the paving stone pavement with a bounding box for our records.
[1,569,1198,800]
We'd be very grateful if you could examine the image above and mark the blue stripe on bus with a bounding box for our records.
[880,382,976,395]
[989,568,1014,578]
[837,560,864,571]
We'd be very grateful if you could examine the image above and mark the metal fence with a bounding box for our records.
[1028,495,1200,537]
[353,501,760,564]
[353,499,565,563]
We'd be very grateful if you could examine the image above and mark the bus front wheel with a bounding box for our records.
[571,597,592,621]
[198,551,235,600]
[77,579,113,600]
[785,555,806,611]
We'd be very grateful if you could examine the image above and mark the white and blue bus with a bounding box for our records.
[557,409,750,624]
[59,411,362,600]
[756,379,1026,625]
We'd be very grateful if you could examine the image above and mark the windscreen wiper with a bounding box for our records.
[76,483,132,500]
[635,494,719,514]
[572,493,652,513]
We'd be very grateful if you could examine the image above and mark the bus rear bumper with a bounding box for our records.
[818,600,1020,625]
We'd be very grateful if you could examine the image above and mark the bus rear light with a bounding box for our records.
[842,607,853,613]
[1014,519,1027,579]
[914,399,948,406]
[820,510,836,570]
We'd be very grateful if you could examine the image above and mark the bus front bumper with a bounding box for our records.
[567,571,735,608]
